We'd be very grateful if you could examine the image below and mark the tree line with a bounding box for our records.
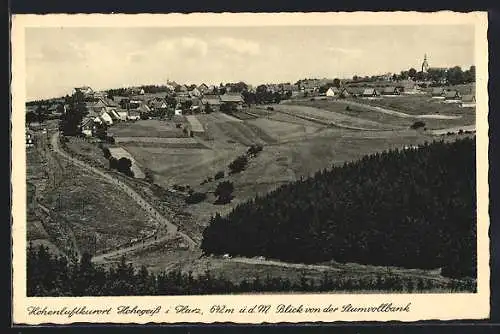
[27,244,475,296]
[201,138,476,279]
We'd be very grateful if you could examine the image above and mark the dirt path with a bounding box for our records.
[50,132,197,262]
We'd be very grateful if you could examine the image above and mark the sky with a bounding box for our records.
[25,25,475,100]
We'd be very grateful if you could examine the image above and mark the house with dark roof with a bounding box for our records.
[81,117,95,137]
[201,95,222,112]
[361,88,379,98]
[220,93,244,110]
[381,87,400,96]
[198,83,209,93]
[461,94,476,108]
[444,90,461,103]
[431,87,446,98]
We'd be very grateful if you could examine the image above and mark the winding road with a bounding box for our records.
[49,132,197,262]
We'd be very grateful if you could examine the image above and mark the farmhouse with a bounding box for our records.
[444,90,462,103]
[116,110,128,121]
[460,94,476,108]
[127,110,141,121]
[381,87,400,96]
[326,87,340,97]
[197,83,209,93]
[220,93,244,110]
[431,87,445,98]
[81,118,95,137]
[189,87,202,98]
[99,111,114,125]
[201,95,222,112]
[361,88,379,98]
[73,86,94,98]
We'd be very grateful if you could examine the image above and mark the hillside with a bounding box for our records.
[201,138,476,279]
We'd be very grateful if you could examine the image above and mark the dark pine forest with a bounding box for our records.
[201,138,476,279]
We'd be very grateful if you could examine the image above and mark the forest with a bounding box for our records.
[27,244,474,296]
[201,138,476,279]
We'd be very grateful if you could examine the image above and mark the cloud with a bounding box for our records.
[326,47,363,58]
[153,37,208,59]
[27,41,87,62]
[214,37,260,56]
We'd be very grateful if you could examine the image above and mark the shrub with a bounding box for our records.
[229,155,248,174]
[247,144,263,157]
[346,106,351,111]
[266,106,274,111]
[185,192,207,204]
[214,171,225,180]
[214,181,234,204]
[410,121,426,130]
[117,157,134,177]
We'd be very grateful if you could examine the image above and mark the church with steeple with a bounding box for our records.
[421,54,430,73]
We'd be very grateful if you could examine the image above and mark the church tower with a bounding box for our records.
[421,54,429,73]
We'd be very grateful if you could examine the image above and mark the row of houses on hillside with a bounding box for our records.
[323,85,475,107]
[430,88,476,107]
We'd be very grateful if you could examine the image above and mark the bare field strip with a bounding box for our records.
[185,115,205,133]
[115,136,199,144]
[215,121,272,146]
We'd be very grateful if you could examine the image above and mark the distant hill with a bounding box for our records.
[201,138,476,279]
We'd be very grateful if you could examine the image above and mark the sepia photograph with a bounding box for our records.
[11,12,489,324]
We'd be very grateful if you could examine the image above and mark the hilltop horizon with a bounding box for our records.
[26,25,474,101]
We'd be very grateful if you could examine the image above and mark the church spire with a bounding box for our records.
[421,53,429,73]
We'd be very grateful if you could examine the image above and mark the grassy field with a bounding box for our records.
[287,96,475,130]
[272,104,397,130]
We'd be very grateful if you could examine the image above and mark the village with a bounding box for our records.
[25,54,477,290]
[26,55,476,145]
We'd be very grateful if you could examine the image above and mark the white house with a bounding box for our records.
[326,87,340,97]
[174,109,183,116]
[99,111,114,125]
[117,110,128,121]
[127,110,140,121]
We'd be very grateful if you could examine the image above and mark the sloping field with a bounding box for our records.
[230,111,258,120]
[115,136,207,149]
[347,95,468,116]
[112,119,184,138]
[108,147,146,179]
[335,97,476,129]
[292,100,413,128]
[185,115,205,133]
[247,118,319,143]
[124,145,246,186]
[215,121,275,146]
[273,104,396,131]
